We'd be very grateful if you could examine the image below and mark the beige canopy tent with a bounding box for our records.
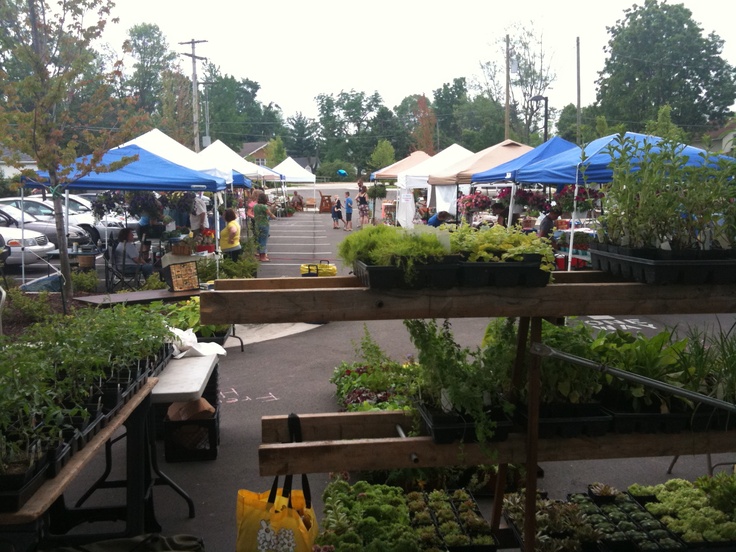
[427,139,532,186]
[371,150,431,181]
[426,139,532,215]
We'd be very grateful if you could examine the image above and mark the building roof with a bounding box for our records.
[239,141,268,157]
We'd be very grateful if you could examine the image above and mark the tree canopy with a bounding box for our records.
[596,0,736,134]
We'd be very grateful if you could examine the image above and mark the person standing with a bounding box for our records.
[538,207,562,239]
[331,194,343,229]
[343,191,353,231]
[357,186,370,227]
[254,192,275,262]
[220,208,242,261]
[190,192,209,236]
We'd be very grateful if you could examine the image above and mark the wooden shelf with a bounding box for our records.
[200,272,736,324]
[202,273,736,550]
[258,411,736,476]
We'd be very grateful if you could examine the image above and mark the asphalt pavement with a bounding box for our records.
[30,194,736,551]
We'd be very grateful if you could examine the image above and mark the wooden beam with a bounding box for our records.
[215,276,361,290]
[258,430,736,476]
[262,411,415,443]
[200,281,736,324]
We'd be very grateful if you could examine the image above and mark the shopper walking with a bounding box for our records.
[254,192,275,262]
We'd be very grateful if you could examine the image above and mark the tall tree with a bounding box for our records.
[265,136,287,168]
[455,95,505,151]
[596,0,736,134]
[203,63,284,150]
[477,24,556,143]
[158,68,193,144]
[369,106,412,160]
[412,95,437,155]
[0,0,142,300]
[316,90,383,174]
[124,23,176,116]
[433,78,467,149]
[284,112,319,170]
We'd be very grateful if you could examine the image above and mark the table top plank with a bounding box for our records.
[75,289,199,306]
[0,378,158,525]
[151,355,218,403]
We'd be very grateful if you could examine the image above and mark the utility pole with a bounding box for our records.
[179,39,207,152]
[504,34,510,140]
[576,37,582,145]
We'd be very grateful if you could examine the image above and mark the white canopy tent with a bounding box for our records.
[198,140,283,183]
[394,144,473,228]
[427,139,533,216]
[123,129,233,183]
[271,157,316,183]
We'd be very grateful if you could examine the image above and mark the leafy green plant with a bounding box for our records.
[598,134,736,250]
[592,329,688,410]
[4,287,54,324]
[71,270,100,293]
[404,319,509,443]
[316,476,420,551]
[449,223,554,269]
[330,326,418,412]
[337,225,447,282]
[159,297,229,337]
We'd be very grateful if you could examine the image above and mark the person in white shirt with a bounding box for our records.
[190,193,209,235]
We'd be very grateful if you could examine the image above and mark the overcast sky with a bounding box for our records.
[100,0,736,121]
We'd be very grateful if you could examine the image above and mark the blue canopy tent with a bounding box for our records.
[30,144,227,192]
[472,136,579,183]
[513,132,735,269]
[231,171,252,188]
[515,132,731,185]
[471,136,579,229]
[28,144,228,276]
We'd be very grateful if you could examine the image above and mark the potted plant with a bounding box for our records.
[404,318,513,446]
[592,134,736,284]
[337,225,454,288]
[553,185,603,218]
[458,191,493,215]
[196,228,216,253]
[449,223,554,287]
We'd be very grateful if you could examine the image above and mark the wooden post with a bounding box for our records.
[523,317,542,550]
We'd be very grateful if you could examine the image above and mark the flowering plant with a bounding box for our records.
[91,191,126,219]
[199,228,216,245]
[458,192,492,214]
[127,191,164,220]
[553,185,603,213]
[495,187,544,208]
[167,191,196,214]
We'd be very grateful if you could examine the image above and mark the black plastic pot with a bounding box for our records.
[417,402,512,444]
[590,248,736,285]
[516,403,613,439]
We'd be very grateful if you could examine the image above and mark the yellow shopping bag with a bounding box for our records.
[236,415,317,552]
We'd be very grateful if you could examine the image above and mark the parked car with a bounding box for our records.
[0,226,55,265]
[27,193,134,241]
[0,196,107,243]
[0,204,91,246]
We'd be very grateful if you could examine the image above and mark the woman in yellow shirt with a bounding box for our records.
[220,208,242,260]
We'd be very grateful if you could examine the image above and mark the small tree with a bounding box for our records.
[0,1,144,302]
[369,140,395,174]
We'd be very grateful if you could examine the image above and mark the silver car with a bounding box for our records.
[0,204,91,246]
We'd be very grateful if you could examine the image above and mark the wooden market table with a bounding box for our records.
[0,379,158,550]
[199,271,736,550]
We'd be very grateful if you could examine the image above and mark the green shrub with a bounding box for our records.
[71,270,100,293]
